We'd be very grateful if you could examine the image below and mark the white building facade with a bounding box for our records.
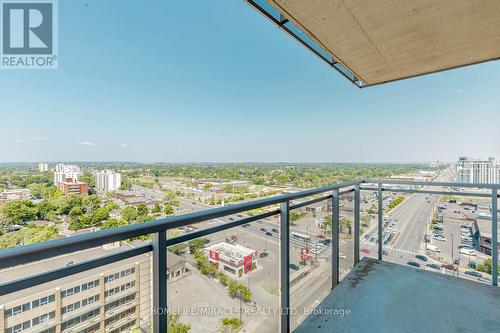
[38,163,49,172]
[53,164,82,185]
[95,170,122,192]
[456,157,500,184]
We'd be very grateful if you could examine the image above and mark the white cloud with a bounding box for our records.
[456,89,462,93]
[120,143,128,148]
[15,139,25,143]
[32,136,48,141]
[77,141,96,146]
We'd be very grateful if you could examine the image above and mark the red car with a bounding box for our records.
[260,228,267,232]
[360,248,370,254]
[442,264,456,271]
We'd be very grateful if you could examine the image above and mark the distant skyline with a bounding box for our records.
[0,0,499,163]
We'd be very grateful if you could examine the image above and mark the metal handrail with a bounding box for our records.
[0,180,364,269]
[0,179,498,333]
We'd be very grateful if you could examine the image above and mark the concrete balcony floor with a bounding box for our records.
[295,258,500,333]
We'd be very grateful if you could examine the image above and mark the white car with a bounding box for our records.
[427,245,440,253]
[459,248,476,256]
[432,235,446,242]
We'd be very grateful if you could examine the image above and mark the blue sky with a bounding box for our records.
[0,0,499,163]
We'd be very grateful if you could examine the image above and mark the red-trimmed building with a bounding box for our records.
[204,242,257,278]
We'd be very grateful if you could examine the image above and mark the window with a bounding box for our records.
[22,303,30,312]
[62,281,98,298]
[12,305,22,316]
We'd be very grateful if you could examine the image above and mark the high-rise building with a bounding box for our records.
[95,170,122,192]
[53,164,82,185]
[456,157,500,184]
[38,163,49,172]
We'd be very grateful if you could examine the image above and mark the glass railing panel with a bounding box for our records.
[288,194,332,331]
[339,190,355,281]
[0,245,152,333]
[166,216,279,333]
[358,190,379,261]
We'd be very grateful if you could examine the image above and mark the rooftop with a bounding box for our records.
[295,258,500,333]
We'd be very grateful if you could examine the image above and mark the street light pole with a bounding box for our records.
[450,233,455,277]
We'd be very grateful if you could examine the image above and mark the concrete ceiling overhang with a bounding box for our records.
[248,0,500,87]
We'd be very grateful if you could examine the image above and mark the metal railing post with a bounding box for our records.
[378,183,383,261]
[279,201,290,333]
[354,185,360,264]
[492,188,498,287]
[332,189,340,288]
[152,230,167,333]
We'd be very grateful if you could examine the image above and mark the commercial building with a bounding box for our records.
[0,189,31,205]
[456,157,500,184]
[204,242,257,278]
[95,171,122,192]
[38,163,49,172]
[471,217,500,255]
[58,180,89,196]
[54,165,82,185]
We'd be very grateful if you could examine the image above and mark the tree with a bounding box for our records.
[0,225,57,249]
[80,172,95,187]
[169,243,187,255]
[477,258,493,274]
[167,314,190,333]
[101,219,129,230]
[188,239,207,254]
[137,204,148,217]
[152,203,162,214]
[121,206,138,222]
[164,204,174,215]
[0,200,37,225]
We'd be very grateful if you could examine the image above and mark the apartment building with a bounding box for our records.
[0,244,151,333]
[54,165,82,185]
[58,180,89,196]
[456,157,500,184]
[38,164,49,172]
[0,189,31,205]
[95,171,122,192]
[0,243,189,333]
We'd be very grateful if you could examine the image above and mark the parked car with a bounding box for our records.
[265,231,272,237]
[453,258,460,265]
[259,252,269,258]
[432,235,446,241]
[407,261,421,268]
[289,264,300,271]
[427,245,440,253]
[228,217,234,221]
[416,255,428,261]
[426,263,440,270]
[442,264,456,271]
[382,250,389,256]
[459,248,476,256]
[241,223,251,228]
[272,228,279,233]
[464,271,483,278]
[468,261,477,269]
[260,228,267,233]
[360,248,370,254]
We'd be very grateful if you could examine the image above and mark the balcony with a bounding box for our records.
[0,180,498,333]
